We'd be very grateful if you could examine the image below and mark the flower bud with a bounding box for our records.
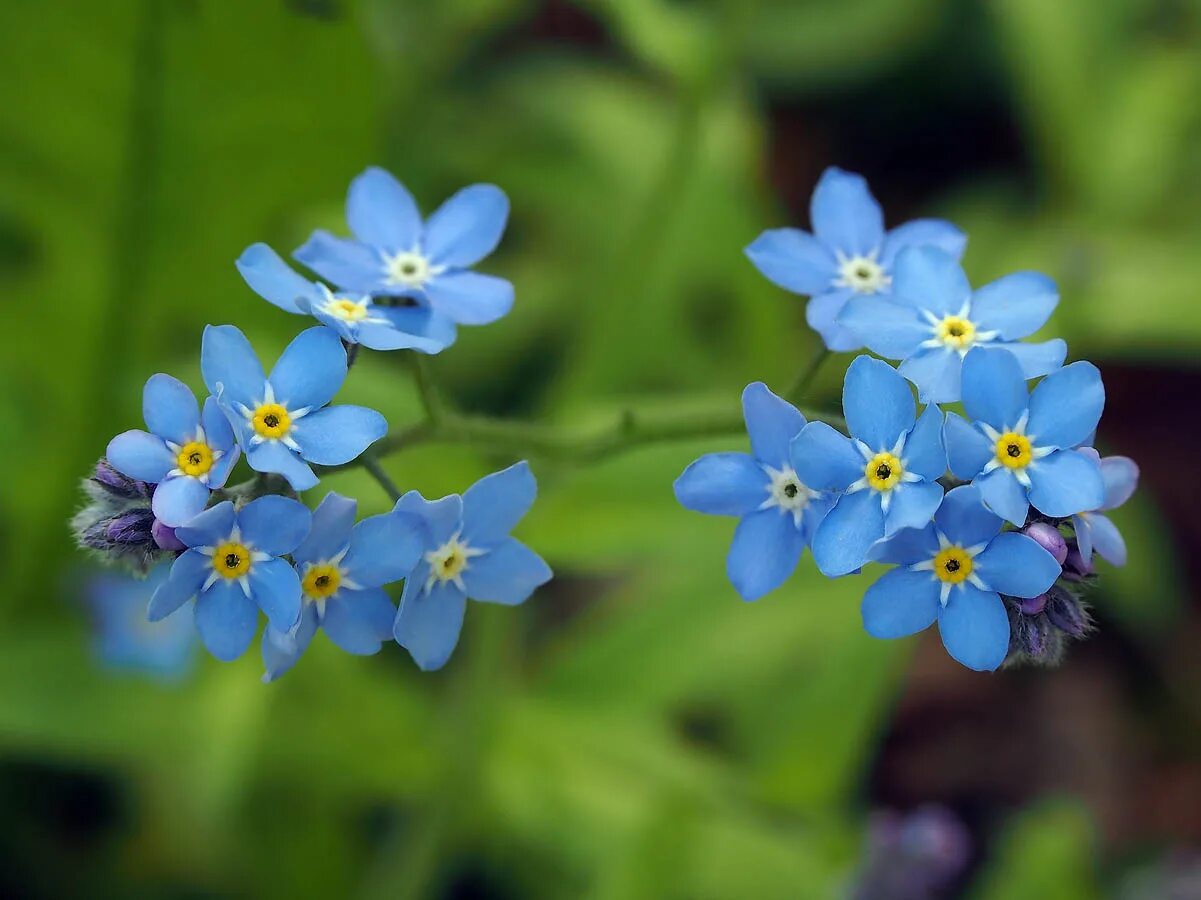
[1062,544,1093,581]
[1023,522,1068,565]
[152,519,186,552]
[1019,593,1048,616]
[105,509,155,545]
[91,459,152,501]
[1045,586,1091,637]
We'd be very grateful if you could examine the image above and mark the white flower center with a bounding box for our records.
[834,250,890,295]
[423,532,485,593]
[760,464,818,526]
[384,251,433,287]
[919,303,999,357]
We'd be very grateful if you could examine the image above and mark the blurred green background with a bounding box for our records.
[3,0,1201,897]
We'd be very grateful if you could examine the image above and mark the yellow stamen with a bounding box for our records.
[302,564,341,600]
[176,441,213,477]
[935,315,976,350]
[933,546,973,584]
[330,299,369,321]
[252,402,292,440]
[865,451,904,492]
[212,542,251,580]
[994,432,1032,469]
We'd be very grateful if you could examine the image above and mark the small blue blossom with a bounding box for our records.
[261,492,428,682]
[106,374,240,527]
[148,496,313,661]
[944,348,1105,527]
[1073,448,1138,566]
[236,243,456,354]
[745,167,966,351]
[673,382,832,601]
[393,461,552,671]
[294,167,514,328]
[201,324,387,491]
[85,564,196,679]
[790,356,947,577]
[863,485,1061,671]
[837,246,1067,402]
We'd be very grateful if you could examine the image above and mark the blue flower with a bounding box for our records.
[236,243,456,354]
[293,167,513,328]
[393,461,552,671]
[261,492,428,682]
[148,496,312,661]
[862,485,1061,671]
[1072,448,1138,567]
[106,374,240,527]
[944,348,1105,527]
[790,356,947,577]
[836,247,1067,402]
[673,382,833,601]
[201,324,387,491]
[745,167,966,351]
[86,564,196,679]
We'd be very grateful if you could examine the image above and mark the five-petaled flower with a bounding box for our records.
[1072,449,1138,567]
[261,492,428,682]
[837,246,1066,402]
[745,167,966,351]
[944,348,1105,526]
[294,167,514,329]
[791,356,947,577]
[148,497,312,661]
[393,461,552,671]
[673,382,832,601]
[862,485,1061,671]
[106,374,240,527]
[201,324,387,492]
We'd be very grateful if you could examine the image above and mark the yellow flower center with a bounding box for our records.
[302,563,341,600]
[431,546,468,581]
[212,542,251,580]
[935,314,976,350]
[252,402,292,440]
[933,546,973,584]
[329,298,369,321]
[176,441,213,477]
[995,432,1032,469]
[865,452,904,491]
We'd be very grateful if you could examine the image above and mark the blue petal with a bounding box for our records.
[323,588,396,654]
[423,271,513,325]
[373,306,457,351]
[342,510,427,587]
[293,230,385,293]
[743,381,806,468]
[790,421,863,491]
[974,531,1060,597]
[194,579,259,662]
[394,574,468,671]
[861,568,940,638]
[837,295,929,360]
[960,347,1028,431]
[1026,361,1105,450]
[346,167,422,251]
[239,495,312,557]
[881,218,966,266]
[970,271,1058,339]
[1086,513,1127,565]
[202,398,239,487]
[1100,456,1139,510]
[806,288,862,351]
[268,326,347,412]
[902,404,946,482]
[944,412,993,480]
[725,508,806,601]
[355,317,451,354]
[810,488,885,577]
[174,501,236,549]
[261,603,319,682]
[106,430,173,483]
[981,340,1066,381]
[809,167,884,256]
[461,538,553,605]
[236,243,318,314]
[246,441,318,492]
[744,227,835,295]
[249,557,302,631]
[1074,514,1094,565]
[293,492,357,565]
[394,492,463,546]
[1027,449,1104,518]
[937,584,1009,671]
[890,246,972,316]
[870,524,939,565]
[423,184,509,268]
[461,461,537,544]
[674,452,768,517]
[292,405,387,466]
[933,484,1002,547]
[201,324,266,412]
[143,374,200,444]
[151,475,210,528]
[885,481,943,536]
[843,355,915,451]
[977,468,1030,527]
[899,346,963,404]
[148,549,210,621]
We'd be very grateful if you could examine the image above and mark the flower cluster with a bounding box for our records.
[77,168,551,678]
[679,167,1138,671]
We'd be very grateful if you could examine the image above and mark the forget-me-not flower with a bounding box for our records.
[837,247,1066,402]
[148,496,312,661]
[944,348,1105,527]
[790,356,947,577]
[1072,448,1138,566]
[201,324,387,492]
[393,461,552,671]
[236,243,456,354]
[294,167,513,327]
[863,485,1061,671]
[86,564,197,679]
[673,382,832,601]
[745,167,966,351]
[106,374,239,527]
[261,492,427,682]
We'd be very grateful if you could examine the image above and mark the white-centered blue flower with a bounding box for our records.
[836,246,1066,402]
[1072,448,1138,566]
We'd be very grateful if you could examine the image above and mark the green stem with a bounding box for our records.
[786,347,831,404]
[361,455,402,502]
[408,353,443,424]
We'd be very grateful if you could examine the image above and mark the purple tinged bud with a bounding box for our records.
[1020,593,1048,616]
[92,459,151,500]
[1023,522,1067,565]
[152,519,186,552]
[1062,544,1093,581]
[105,509,155,545]
[1046,586,1090,637]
